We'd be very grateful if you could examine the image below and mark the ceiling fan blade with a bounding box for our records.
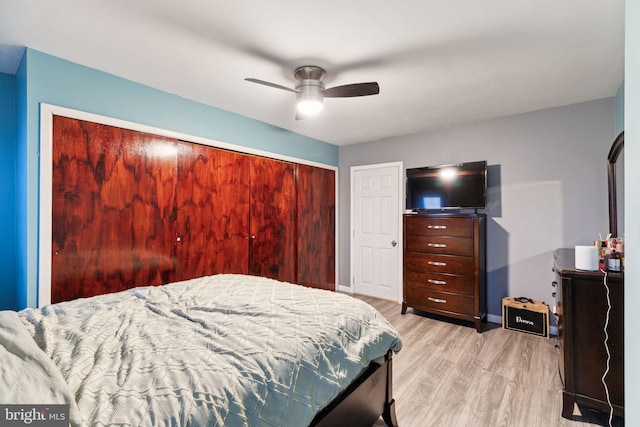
[323,82,379,98]
[245,78,299,93]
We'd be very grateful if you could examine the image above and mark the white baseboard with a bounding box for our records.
[338,284,353,294]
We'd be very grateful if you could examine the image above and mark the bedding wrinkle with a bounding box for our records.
[13,274,401,426]
[0,311,85,426]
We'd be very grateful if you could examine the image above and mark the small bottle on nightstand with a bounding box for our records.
[607,249,621,273]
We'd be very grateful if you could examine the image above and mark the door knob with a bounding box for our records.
[391,240,397,247]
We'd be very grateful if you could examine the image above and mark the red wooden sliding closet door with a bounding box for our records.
[51,116,178,302]
[174,142,250,281]
[297,164,335,290]
[248,156,297,283]
[51,116,336,303]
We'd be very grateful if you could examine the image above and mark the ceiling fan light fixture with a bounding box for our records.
[297,96,324,115]
[296,83,324,116]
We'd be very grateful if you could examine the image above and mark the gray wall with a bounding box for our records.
[339,98,614,319]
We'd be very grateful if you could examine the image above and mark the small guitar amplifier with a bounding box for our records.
[502,297,549,338]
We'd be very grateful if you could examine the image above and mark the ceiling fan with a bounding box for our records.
[245,66,380,120]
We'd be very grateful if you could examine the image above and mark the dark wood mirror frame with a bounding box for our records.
[608,131,624,237]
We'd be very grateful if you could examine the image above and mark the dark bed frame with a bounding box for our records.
[310,350,398,427]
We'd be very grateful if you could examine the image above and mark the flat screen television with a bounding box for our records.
[406,160,487,211]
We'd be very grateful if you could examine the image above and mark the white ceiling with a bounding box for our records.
[0,0,624,146]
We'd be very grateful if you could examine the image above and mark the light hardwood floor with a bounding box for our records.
[351,295,624,427]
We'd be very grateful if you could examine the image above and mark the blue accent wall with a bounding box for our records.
[0,72,18,310]
[16,49,338,309]
[15,52,28,310]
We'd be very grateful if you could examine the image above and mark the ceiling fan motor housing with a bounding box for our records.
[295,66,326,102]
[297,82,324,100]
[294,66,326,82]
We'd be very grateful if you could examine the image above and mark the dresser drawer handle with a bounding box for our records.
[427,225,447,229]
[428,261,447,266]
[427,279,446,285]
[428,297,447,304]
[427,243,447,248]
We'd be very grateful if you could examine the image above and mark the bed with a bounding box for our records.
[0,274,402,426]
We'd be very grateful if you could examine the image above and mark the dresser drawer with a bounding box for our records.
[404,252,474,276]
[404,216,473,237]
[405,286,474,316]
[404,269,473,295]
[405,235,473,256]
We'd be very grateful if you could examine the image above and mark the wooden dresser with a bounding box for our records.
[402,213,486,332]
[553,248,624,419]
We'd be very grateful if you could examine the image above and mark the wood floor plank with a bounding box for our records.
[354,295,624,427]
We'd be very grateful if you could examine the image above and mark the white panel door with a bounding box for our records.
[352,163,402,301]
